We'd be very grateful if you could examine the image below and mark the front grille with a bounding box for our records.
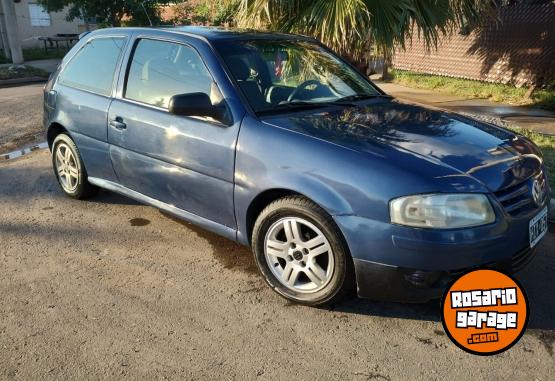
[512,247,536,272]
[494,172,547,217]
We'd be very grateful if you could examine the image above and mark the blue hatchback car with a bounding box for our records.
[44,27,551,305]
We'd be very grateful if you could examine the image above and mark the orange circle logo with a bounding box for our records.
[441,269,529,355]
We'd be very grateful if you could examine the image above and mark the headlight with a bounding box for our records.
[390,194,495,229]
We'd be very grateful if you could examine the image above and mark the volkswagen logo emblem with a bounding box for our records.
[532,179,543,206]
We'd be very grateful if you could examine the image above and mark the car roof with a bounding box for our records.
[88,26,315,43]
[169,26,312,41]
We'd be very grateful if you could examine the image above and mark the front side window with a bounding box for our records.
[125,39,219,109]
[215,39,381,113]
[59,37,126,96]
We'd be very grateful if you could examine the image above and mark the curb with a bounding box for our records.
[0,77,48,88]
[1,142,48,162]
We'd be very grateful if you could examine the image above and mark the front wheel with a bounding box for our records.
[252,196,354,306]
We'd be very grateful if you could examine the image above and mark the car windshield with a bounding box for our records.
[214,39,382,114]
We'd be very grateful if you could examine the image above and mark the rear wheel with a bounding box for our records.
[52,134,97,199]
[252,196,354,306]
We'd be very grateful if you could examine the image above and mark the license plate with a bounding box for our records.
[529,207,548,248]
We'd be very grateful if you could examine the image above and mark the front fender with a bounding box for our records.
[234,116,379,244]
[234,173,356,244]
[233,115,488,245]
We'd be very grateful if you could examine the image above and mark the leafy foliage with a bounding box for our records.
[36,0,172,27]
[0,66,49,80]
[168,0,240,26]
[236,0,496,63]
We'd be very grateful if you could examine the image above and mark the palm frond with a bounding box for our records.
[237,0,496,62]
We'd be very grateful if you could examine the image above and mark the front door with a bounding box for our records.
[107,37,239,229]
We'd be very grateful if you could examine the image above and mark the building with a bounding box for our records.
[0,0,91,53]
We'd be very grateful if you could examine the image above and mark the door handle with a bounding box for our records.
[109,118,127,130]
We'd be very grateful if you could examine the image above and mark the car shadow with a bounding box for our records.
[159,204,555,331]
[88,189,142,206]
[516,224,555,332]
[156,206,555,331]
[158,210,259,275]
[328,297,441,323]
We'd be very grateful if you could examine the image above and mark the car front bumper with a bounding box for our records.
[352,246,537,302]
[334,199,550,303]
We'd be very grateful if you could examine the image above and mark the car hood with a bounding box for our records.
[262,100,543,192]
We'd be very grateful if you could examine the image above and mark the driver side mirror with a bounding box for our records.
[168,93,231,125]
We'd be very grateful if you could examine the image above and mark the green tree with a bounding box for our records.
[169,0,240,26]
[37,0,172,27]
[236,0,497,76]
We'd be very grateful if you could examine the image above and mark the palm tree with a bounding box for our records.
[236,0,496,77]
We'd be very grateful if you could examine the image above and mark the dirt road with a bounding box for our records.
[0,150,554,380]
[0,84,44,154]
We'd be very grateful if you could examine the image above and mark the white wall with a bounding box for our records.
[12,0,84,48]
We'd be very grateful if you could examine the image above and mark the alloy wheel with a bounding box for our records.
[54,143,79,192]
[264,217,334,293]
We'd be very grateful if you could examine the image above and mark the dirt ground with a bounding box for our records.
[0,84,45,154]
[0,150,554,380]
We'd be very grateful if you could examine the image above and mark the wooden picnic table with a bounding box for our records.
[38,34,79,53]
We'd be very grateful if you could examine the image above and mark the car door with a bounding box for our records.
[53,35,128,182]
[107,36,239,229]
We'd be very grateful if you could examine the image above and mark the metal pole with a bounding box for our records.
[141,2,153,27]
[0,0,11,59]
[81,7,91,31]
[1,0,24,64]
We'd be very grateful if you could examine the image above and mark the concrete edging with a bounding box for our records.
[0,77,48,88]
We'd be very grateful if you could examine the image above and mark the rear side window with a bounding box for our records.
[59,37,126,96]
[125,39,217,109]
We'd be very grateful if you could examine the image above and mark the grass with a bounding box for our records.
[22,47,69,61]
[390,69,555,111]
[0,47,69,64]
[513,128,555,190]
[0,65,49,80]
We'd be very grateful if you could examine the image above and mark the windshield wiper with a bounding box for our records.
[257,101,331,115]
[334,94,390,102]
[285,94,389,108]
[256,95,388,115]
[280,99,359,108]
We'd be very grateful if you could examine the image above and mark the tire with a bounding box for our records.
[252,196,355,306]
[51,133,98,199]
